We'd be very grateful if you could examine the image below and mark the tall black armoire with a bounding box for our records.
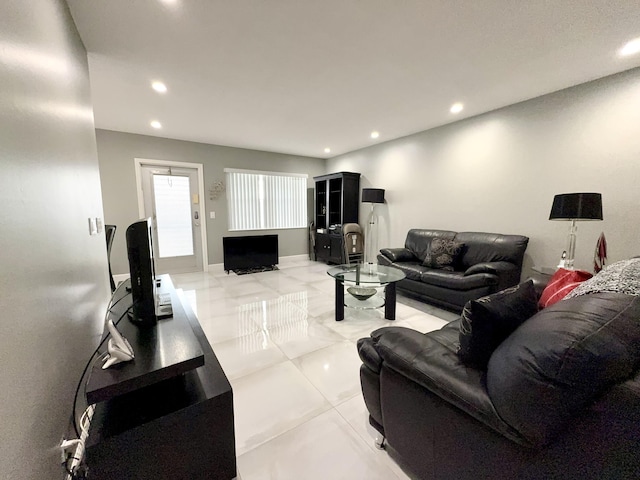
[313,172,360,264]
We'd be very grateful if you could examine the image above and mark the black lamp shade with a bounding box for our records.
[549,193,603,220]
[362,188,385,204]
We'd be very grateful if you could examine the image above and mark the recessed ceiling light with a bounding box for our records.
[619,37,640,57]
[151,81,167,93]
[324,148,331,154]
[150,120,162,129]
[450,103,464,114]
[370,131,379,139]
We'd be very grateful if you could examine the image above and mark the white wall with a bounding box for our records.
[0,1,110,478]
[328,68,640,274]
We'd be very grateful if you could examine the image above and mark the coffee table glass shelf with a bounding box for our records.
[327,263,406,321]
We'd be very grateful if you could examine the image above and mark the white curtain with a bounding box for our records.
[226,169,307,231]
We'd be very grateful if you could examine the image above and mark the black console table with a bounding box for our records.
[85,276,236,479]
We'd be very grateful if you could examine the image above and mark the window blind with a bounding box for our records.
[225,168,308,231]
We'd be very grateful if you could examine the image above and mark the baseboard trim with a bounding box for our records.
[207,253,310,272]
[115,254,311,280]
[277,254,309,264]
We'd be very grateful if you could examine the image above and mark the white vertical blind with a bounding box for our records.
[225,169,307,231]
[153,174,194,257]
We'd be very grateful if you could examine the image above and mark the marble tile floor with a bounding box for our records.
[172,257,459,480]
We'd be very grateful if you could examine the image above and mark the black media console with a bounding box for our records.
[85,276,236,479]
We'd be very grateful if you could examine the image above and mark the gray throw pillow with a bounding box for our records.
[423,238,463,271]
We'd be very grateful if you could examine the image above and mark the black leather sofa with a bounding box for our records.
[377,229,529,311]
[358,278,640,479]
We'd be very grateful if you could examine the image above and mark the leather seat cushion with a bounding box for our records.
[389,261,431,281]
[487,293,640,447]
[420,269,498,290]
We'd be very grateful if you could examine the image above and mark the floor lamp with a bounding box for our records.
[549,192,603,269]
[362,188,385,267]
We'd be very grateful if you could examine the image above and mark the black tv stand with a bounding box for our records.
[85,276,236,479]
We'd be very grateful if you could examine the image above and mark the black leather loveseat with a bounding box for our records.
[377,229,529,311]
[358,260,640,480]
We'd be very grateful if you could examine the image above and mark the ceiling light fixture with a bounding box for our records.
[370,131,379,139]
[324,148,331,154]
[150,120,162,129]
[151,81,167,93]
[450,102,464,114]
[619,37,640,57]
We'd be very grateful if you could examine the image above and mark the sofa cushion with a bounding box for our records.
[405,229,456,263]
[420,269,498,290]
[487,292,640,447]
[457,280,538,368]
[454,232,529,270]
[422,238,464,271]
[388,261,430,281]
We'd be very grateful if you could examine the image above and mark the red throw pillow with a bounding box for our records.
[539,268,593,308]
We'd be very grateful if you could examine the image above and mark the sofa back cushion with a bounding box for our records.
[405,229,456,262]
[486,292,640,447]
[454,232,529,270]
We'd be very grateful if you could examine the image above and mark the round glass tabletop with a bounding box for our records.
[327,263,406,285]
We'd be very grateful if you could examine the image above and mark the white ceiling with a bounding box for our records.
[67,0,640,158]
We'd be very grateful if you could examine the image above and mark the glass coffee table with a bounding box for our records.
[327,263,406,321]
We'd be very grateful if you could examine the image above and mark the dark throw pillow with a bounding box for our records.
[423,238,463,271]
[458,280,538,369]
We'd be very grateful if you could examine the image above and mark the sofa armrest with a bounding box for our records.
[379,247,417,263]
[464,261,520,290]
[357,337,382,374]
[371,327,469,395]
[463,261,515,277]
[370,326,525,444]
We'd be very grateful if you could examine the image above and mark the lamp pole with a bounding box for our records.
[565,219,577,270]
[365,202,378,269]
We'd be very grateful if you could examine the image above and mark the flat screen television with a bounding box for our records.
[126,218,157,325]
[222,235,278,273]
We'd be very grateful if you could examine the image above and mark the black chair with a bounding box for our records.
[105,225,116,292]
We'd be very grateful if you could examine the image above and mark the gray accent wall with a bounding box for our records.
[0,1,110,478]
[328,68,640,274]
[95,129,326,274]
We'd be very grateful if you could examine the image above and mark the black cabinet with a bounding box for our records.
[85,276,236,480]
[313,172,360,264]
[315,233,343,264]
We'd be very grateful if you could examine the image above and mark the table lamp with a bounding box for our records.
[362,188,385,266]
[549,192,603,269]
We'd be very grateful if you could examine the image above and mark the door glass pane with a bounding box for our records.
[153,174,194,257]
